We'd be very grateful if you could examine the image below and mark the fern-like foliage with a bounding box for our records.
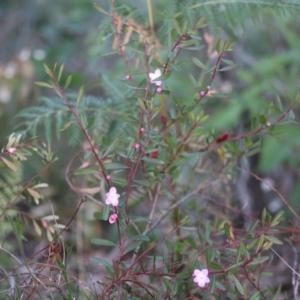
[15,75,139,147]
[158,0,300,37]
[15,95,112,146]
[191,0,300,33]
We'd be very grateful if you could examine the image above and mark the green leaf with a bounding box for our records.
[129,234,149,242]
[44,64,53,78]
[104,162,128,170]
[16,216,23,238]
[1,157,17,171]
[221,58,235,66]
[60,121,76,132]
[137,97,146,111]
[215,40,224,54]
[162,277,173,290]
[155,72,171,81]
[141,156,165,165]
[130,216,149,223]
[270,211,284,226]
[172,18,181,35]
[58,64,64,82]
[205,247,212,264]
[192,57,207,70]
[223,40,235,51]
[86,115,95,129]
[73,168,98,175]
[194,16,206,29]
[185,236,197,249]
[187,253,198,272]
[93,212,102,220]
[64,75,72,89]
[250,291,261,300]
[248,220,259,234]
[176,272,189,279]
[209,262,223,271]
[215,280,226,291]
[265,235,283,245]
[218,64,236,71]
[103,138,120,157]
[223,222,231,240]
[275,94,283,111]
[205,221,212,245]
[248,256,269,266]
[90,257,111,268]
[262,208,267,225]
[259,114,266,125]
[91,238,116,247]
[102,205,110,221]
[236,243,242,264]
[123,241,142,255]
[133,179,150,187]
[35,81,53,89]
[76,85,84,109]
[232,275,244,296]
[256,234,265,252]
[179,226,197,231]
[93,3,109,15]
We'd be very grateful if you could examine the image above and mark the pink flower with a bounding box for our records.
[149,69,162,86]
[156,86,162,93]
[134,143,140,150]
[109,213,118,224]
[7,147,16,154]
[105,187,120,206]
[125,75,131,80]
[193,269,210,288]
[106,175,111,180]
[200,91,205,97]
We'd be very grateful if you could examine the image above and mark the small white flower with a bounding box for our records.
[149,69,162,86]
[105,187,120,207]
[193,269,210,288]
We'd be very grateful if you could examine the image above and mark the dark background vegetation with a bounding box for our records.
[1,0,300,298]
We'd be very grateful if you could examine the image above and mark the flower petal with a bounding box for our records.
[110,187,116,194]
[202,269,208,276]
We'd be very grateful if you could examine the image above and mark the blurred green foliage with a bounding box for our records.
[1,0,300,298]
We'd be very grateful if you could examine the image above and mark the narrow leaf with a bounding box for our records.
[172,18,181,35]
[104,162,128,170]
[192,57,207,70]
[76,85,84,108]
[93,3,109,15]
[102,205,110,221]
[232,275,244,296]
[91,238,116,247]
[73,168,98,176]
[129,235,149,242]
[265,235,283,245]
[27,187,41,199]
[123,241,142,255]
[58,64,64,82]
[64,75,72,89]
[32,183,49,189]
[141,157,165,165]
[35,81,53,88]
[33,220,42,237]
[44,64,53,78]
[103,138,120,157]
[90,257,111,267]
[1,157,17,171]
